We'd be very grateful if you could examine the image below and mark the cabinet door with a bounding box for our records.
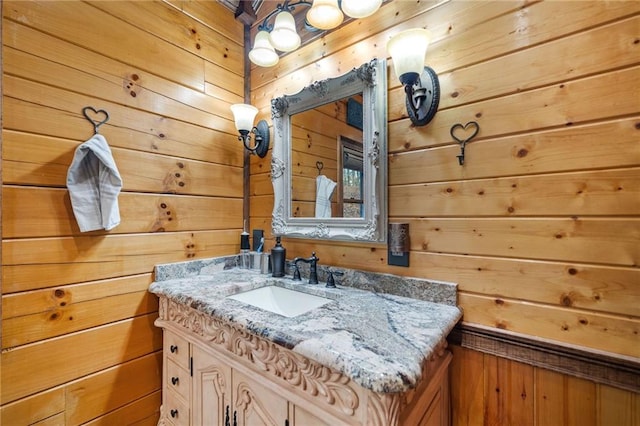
[232,369,289,426]
[192,345,232,426]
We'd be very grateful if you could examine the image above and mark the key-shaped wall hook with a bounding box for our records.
[82,106,110,134]
[450,121,480,165]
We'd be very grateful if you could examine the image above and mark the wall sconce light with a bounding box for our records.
[230,104,270,158]
[387,28,440,126]
[248,0,382,67]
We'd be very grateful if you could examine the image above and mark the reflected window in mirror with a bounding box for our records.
[338,136,364,218]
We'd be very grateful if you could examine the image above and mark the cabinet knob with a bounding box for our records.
[171,376,179,386]
[170,345,178,353]
[170,409,178,418]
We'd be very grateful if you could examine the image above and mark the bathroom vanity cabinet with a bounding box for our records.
[150,261,461,426]
[156,298,453,426]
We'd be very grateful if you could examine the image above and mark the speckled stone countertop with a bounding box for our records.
[149,256,462,393]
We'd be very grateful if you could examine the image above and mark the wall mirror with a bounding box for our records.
[271,58,387,242]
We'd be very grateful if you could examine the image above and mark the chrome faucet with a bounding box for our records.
[292,252,319,284]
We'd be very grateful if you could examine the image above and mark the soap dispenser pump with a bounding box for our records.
[271,236,286,277]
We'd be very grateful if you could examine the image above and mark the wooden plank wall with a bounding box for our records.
[1,1,244,424]
[450,345,639,426]
[249,0,640,423]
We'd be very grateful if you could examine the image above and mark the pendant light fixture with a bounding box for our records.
[246,0,383,67]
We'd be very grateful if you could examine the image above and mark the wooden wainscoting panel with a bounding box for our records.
[598,385,640,426]
[450,344,640,426]
[535,368,597,426]
[484,353,535,426]
[449,345,484,426]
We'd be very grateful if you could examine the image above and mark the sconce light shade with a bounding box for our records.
[230,104,258,132]
[387,28,431,85]
[341,0,382,19]
[387,28,440,126]
[269,11,301,52]
[307,0,344,30]
[249,30,279,67]
[230,104,270,158]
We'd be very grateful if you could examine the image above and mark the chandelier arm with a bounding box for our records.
[257,0,313,31]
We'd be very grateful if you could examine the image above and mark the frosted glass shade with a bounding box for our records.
[341,0,382,18]
[307,0,343,30]
[249,30,279,67]
[387,29,432,85]
[230,104,258,132]
[269,11,301,52]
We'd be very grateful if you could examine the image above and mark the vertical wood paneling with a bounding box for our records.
[2,0,244,423]
[535,368,597,426]
[450,345,484,426]
[450,345,638,426]
[484,354,535,426]
[250,0,640,424]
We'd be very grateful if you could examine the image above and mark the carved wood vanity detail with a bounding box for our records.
[156,297,452,426]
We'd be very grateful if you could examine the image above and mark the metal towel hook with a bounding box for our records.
[82,106,110,134]
[450,121,480,166]
[316,161,324,175]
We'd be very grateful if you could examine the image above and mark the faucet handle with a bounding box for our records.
[290,262,301,281]
[326,270,344,288]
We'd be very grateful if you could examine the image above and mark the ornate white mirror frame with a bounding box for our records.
[270,58,388,242]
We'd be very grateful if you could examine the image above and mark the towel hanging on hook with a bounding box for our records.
[67,106,122,232]
[82,106,110,134]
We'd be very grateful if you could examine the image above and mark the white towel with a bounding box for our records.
[315,174,337,218]
[67,134,122,232]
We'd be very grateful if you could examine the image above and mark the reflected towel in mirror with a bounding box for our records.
[315,175,336,218]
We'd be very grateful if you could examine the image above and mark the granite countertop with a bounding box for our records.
[149,256,462,393]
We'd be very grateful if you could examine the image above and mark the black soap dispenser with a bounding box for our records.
[271,236,286,277]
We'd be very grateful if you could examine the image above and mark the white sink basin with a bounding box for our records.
[227,286,332,317]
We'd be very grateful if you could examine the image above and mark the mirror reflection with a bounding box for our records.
[271,58,387,242]
[290,95,365,219]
